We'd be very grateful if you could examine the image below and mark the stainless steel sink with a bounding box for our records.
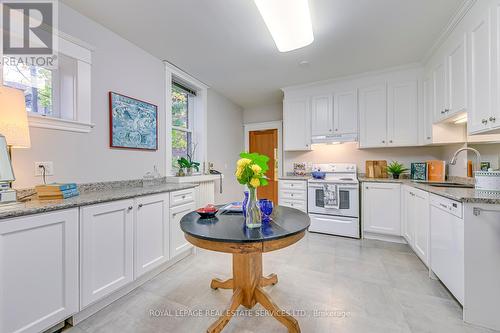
[413,181,474,189]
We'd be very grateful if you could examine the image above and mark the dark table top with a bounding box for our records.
[180,206,310,243]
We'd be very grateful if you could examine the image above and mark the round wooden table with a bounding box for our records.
[180,206,310,333]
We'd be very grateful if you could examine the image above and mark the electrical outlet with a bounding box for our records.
[34,162,54,176]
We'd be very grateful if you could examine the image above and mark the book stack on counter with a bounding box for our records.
[35,183,79,200]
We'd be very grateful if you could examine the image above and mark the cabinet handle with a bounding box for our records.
[441,110,445,114]
[389,140,393,143]
[445,109,450,113]
[127,206,133,211]
[490,117,496,123]
[482,119,488,125]
[329,129,332,132]
[382,140,386,143]
[138,204,143,208]
[335,128,339,132]
[182,195,186,199]
[427,136,431,140]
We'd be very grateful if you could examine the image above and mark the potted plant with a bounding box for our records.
[235,152,269,228]
[387,161,409,179]
[176,143,200,176]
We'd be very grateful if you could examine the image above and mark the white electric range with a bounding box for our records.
[307,163,360,238]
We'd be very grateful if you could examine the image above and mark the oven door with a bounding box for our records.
[307,183,359,218]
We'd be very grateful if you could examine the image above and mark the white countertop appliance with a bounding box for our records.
[308,163,360,238]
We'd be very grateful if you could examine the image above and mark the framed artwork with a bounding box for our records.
[109,91,158,150]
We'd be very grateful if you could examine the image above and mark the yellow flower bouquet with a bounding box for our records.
[235,152,270,228]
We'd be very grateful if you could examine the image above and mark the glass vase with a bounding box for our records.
[245,187,262,229]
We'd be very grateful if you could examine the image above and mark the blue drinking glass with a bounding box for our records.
[259,199,273,222]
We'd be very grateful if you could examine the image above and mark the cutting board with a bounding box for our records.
[427,160,446,182]
[365,160,388,178]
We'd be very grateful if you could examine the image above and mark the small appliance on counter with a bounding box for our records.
[308,163,360,238]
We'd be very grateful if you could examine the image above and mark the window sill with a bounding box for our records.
[165,174,223,183]
[28,114,95,133]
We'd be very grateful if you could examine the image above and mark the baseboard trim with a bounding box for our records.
[68,248,194,326]
[363,232,407,244]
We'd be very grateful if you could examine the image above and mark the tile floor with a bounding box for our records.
[66,232,497,333]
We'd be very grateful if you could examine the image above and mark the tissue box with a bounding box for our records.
[475,171,500,191]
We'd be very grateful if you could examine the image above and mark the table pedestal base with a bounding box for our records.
[207,252,300,333]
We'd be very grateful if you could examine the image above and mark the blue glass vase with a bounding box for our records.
[242,191,249,217]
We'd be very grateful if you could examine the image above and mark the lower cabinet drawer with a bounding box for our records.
[279,189,306,201]
[279,199,307,212]
[279,180,307,191]
[170,188,196,207]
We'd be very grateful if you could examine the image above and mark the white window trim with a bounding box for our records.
[25,30,95,133]
[165,61,208,176]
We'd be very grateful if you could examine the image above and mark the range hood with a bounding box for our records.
[311,133,358,144]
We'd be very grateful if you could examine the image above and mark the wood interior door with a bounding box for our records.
[249,129,278,204]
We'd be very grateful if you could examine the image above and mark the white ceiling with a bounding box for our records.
[61,0,463,109]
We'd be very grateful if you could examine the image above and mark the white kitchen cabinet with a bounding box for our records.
[0,209,79,333]
[433,62,447,122]
[430,194,464,304]
[80,199,134,308]
[170,201,195,258]
[334,89,358,135]
[468,9,493,134]
[402,186,430,266]
[135,193,170,278]
[283,97,312,151]
[402,186,415,245]
[278,179,308,213]
[311,94,333,136]
[359,84,387,148]
[362,182,401,236]
[387,80,419,146]
[447,34,468,116]
[422,76,434,144]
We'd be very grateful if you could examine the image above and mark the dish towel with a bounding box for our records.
[323,184,339,209]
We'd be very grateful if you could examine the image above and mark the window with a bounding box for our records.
[3,64,53,116]
[1,34,93,133]
[171,83,195,169]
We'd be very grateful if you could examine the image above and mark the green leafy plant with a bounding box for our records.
[235,152,270,188]
[386,161,409,178]
[177,157,200,172]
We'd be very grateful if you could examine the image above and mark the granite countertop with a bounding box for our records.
[358,177,500,204]
[0,182,198,220]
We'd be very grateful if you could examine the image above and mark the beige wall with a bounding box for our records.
[284,142,446,174]
[207,90,244,204]
[243,102,283,124]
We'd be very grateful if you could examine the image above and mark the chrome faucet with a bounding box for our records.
[449,147,482,173]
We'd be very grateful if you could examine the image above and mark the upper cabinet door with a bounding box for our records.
[311,95,333,136]
[433,62,447,122]
[283,98,312,151]
[423,76,434,144]
[334,89,358,135]
[359,84,387,148]
[468,9,493,134]
[447,34,468,116]
[387,80,419,146]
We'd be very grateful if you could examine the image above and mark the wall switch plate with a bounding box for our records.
[34,162,54,176]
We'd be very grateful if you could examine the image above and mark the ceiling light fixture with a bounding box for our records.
[254,0,314,52]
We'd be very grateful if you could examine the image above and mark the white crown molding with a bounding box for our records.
[421,0,477,64]
[282,62,422,93]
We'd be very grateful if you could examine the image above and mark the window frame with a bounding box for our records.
[166,62,208,176]
[0,30,95,133]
